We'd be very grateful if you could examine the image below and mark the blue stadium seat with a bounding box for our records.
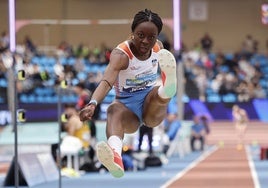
[31,56,40,64]
[27,94,36,103]
[0,79,7,87]
[46,57,56,66]
[59,57,67,65]
[39,56,48,66]
[71,78,79,86]
[67,57,76,65]
[90,65,101,73]
[225,53,234,60]
[19,94,28,103]
[222,93,237,103]
[208,53,216,62]
[206,93,221,103]
[77,72,87,81]
[259,79,267,89]
[36,95,45,103]
[182,95,190,103]
[43,95,58,103]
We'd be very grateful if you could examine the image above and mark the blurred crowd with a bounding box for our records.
[1,31,268,105]
[180,33,268,102]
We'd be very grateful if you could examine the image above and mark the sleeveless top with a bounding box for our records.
[114,41,161,97]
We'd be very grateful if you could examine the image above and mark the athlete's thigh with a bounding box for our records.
[143,87,168,126]
[108,102,140,134]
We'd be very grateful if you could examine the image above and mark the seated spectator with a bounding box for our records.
[73,82,97,149]
[63,104,91,149]
[163,96,181,141]
[236,80,250,102]
[190,115,206,151]
[51,104,95,165]
[161,97,181,154]
[163,113,181,142]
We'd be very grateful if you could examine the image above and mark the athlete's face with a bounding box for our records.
[132,21,158,56]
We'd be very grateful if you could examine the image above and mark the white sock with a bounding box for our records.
[108,135,123,156]
[158,85,172,99]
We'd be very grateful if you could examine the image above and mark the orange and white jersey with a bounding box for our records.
[115,41,160,97]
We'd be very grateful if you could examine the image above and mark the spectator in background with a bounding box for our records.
[200,33,213,53]
[73,82,97,148]
[73,82,92,111]
[57,41,73,57]
[62,104,96,163]
[51,103,91,164]
[190,115,206,151]
[241,34,257,60]
[163,97,181,141]
[63,104,91,149]
[232,105,249,150]
[251,83,266,99]
[73,43,89,58]
[0,31,9,53]
[84,72,102,120]
[235,80,250,102]
[199,115,210,135]
[24,35,37,55]
[137,124,154,155]
[161,97,181,154]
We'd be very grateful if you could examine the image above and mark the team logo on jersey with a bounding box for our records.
[152,59,157,66]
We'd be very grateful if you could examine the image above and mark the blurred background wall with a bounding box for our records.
[0,0,267,53]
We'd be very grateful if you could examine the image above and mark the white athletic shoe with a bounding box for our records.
[158,49,177,98]
[96,141,124,178]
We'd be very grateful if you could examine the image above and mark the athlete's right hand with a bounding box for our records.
[79,104,96,121]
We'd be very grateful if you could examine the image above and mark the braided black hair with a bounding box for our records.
[131,9,163,34]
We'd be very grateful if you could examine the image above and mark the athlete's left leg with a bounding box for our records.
[143,49,177,127]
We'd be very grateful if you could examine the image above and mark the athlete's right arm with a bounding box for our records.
[79,49,129,121]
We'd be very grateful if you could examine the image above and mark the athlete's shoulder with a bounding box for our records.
[109,47,129,70]
[116,41,133,59]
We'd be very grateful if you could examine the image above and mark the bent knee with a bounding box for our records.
[143,118,163,128]
[107,103,125,114]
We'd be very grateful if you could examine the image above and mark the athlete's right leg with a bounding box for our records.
[96,102,140,178]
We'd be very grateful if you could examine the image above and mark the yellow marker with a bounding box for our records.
[218,141,224,147]
[60,80,68,89]
[17,70,26,81]
[61,113,68,123]
[252,140,258,146]
[17,109,26,122]
[123,145,129,152]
